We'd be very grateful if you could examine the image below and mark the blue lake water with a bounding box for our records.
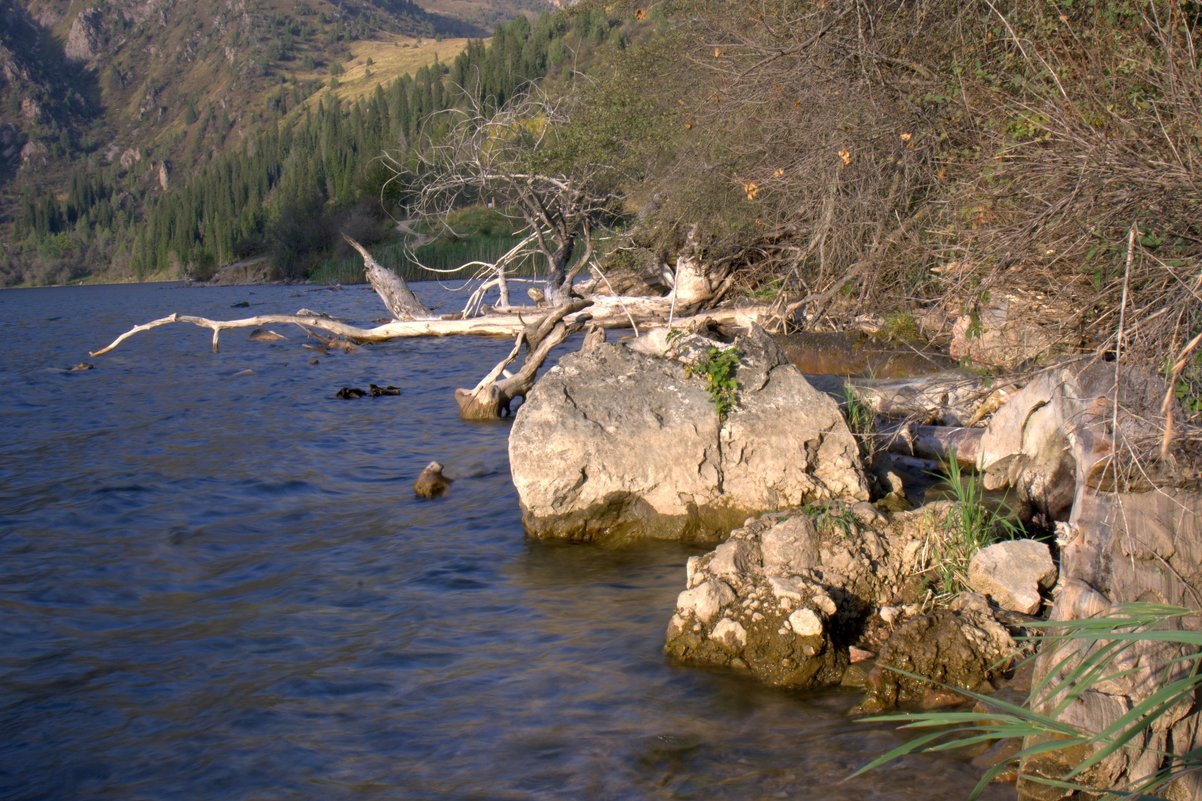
[0,282,1008,800]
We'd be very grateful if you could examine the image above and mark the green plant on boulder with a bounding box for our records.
[686,346,740,421]
[803,500,858,538]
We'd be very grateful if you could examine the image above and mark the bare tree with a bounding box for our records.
[403,84,624,309]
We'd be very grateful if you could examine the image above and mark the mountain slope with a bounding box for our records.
[2,0,484,185]
[0,0,553,283]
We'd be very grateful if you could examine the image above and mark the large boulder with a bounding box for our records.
[970,361,1202,799]
[509,332,868,544]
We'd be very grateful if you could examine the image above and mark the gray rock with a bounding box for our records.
[414,461,452,499]
[858,595,1017,713]
[509,339,868,544]
[788,608,824,637]
[665,503,1028,704]
[968,539,1057,614]
[708,537,761,580]
[760,516,822,575]
[674,579,736,626]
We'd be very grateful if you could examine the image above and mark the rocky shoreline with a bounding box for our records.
[503,319,1202,798]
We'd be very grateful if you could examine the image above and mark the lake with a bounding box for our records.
[0,282,1007,800]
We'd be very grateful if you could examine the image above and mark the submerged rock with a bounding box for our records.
[335,384,400,399]
[509,331,868,544]
[414,461,452,499]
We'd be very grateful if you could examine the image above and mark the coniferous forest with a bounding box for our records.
[3,4,619,285]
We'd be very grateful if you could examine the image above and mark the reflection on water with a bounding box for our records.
[0,283,1008,800]
[779,331,956,379]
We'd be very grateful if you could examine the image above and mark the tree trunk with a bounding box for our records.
[543,238,576,307]
[846,372,1018,427]
[343,234,434,321]
[878,422,982,468]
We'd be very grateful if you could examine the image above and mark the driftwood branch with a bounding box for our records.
[879,422,983,468]
[90,303,779,357]
[454,300,591,420]
[846,372,1018,427]
[89,312,540,356]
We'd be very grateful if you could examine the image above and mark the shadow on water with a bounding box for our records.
[0,283,1008,801]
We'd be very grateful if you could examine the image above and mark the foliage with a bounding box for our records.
[685,346,741,421]
[803,500,858,539]
[580,0,1202,437]
[877,311,922,343]
[408,75,633,303]
[853,603,1202,800]
[841,381,876,458]
[927,452,1023,599]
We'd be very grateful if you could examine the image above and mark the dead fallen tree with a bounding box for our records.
[345,234,434,321]
[878,422,982,469]
[90,236,775,419]
[847,372,1019,427]
[89,302,778,357]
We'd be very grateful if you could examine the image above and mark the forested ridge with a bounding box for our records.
[4,5,624,285]
[0,0,571,285]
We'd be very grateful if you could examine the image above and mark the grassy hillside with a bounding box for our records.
[311,35,476,105]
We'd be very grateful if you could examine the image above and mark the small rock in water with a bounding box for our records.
[414,461,452,498]
[336,387,367,399]
[231,300,250,308]
[369,384,400,396]
[69,362,94,372]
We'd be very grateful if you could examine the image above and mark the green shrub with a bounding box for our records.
[842,380,875,458]
[926,452,1023,599]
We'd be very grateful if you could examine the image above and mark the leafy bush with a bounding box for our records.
[841,380,876,459]
[926,452,1023,599]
